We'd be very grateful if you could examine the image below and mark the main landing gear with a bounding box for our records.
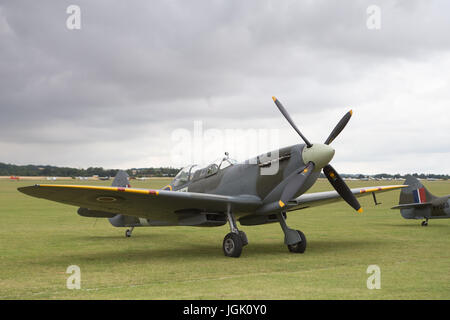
[278,212,307,253]
[221,210,306,257]
[421,218,429,227]
[125,227,134,237]
[223,210,248,258]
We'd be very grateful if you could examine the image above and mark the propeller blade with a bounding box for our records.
[272,96,312,147]
[324,110,353,145]
[323,164,363,213]
[279,162,315,207]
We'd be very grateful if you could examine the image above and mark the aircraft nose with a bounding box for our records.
[301,143,335,169]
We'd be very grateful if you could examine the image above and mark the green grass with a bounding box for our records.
[0,178,449,299]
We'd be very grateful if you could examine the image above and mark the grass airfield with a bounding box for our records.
[0,178,449,299]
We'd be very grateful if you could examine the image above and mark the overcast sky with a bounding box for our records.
[0,0,449,174]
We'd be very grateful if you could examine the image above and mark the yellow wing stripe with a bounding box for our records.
[359,185,407,193]
[36,184,159,195]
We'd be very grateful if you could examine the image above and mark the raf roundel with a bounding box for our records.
[96,196,117,203]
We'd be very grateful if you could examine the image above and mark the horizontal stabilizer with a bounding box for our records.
[391,202,432,210]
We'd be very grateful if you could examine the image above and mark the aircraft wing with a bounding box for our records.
[287,185,407,212]
[18,185,262,221]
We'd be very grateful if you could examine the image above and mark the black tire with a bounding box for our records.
[287,230,307,253]
[421,221,428,227]
[125,229,132,237]
[223,233,243,257]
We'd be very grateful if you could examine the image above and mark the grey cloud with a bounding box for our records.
[0,0,449,172]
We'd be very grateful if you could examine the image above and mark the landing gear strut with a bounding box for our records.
[223,208,247,258]
[421,219,429,227]
[278,212,307,253]
[125,227,134,237]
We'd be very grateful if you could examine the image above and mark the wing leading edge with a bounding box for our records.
[286,185,407,212]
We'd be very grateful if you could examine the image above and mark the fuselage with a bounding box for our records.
[430,196,450,218]
[110,143,330,227]
[401,195,450,220]
[167,144,320,204]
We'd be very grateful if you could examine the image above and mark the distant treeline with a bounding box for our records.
[371,173,449,180]
[0,163,180,178]
[1,162,448,179]
[320,172,449,180]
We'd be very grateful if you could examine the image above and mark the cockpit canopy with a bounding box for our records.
[172,156,237,187]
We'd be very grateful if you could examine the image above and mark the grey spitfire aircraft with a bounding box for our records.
[391,175,450,226]
[18,97,406,258]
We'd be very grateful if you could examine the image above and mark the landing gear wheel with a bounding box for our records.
[125,229,132,237]
[287,230,307,253]
[223,233,243,258]
[421,221,428,227]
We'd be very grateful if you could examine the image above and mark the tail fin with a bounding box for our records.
[107,171,137,227]
[399,175,436,205]
[111,170,130,188]
[78,170,131,219]
[393,175,435,219]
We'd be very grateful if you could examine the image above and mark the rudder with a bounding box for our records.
[399,175,436,205]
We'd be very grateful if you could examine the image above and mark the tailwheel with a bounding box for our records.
[421,220,428,227]
[125,227,134,237]
[223,233,243,258]
[287,230,307,253]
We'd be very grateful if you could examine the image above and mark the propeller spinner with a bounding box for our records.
[272,97,362,213]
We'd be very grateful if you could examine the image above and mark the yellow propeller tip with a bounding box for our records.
[349,109,353,115]
[279,200,285,208]
[357,208,363,213]
[272,96,277,102]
